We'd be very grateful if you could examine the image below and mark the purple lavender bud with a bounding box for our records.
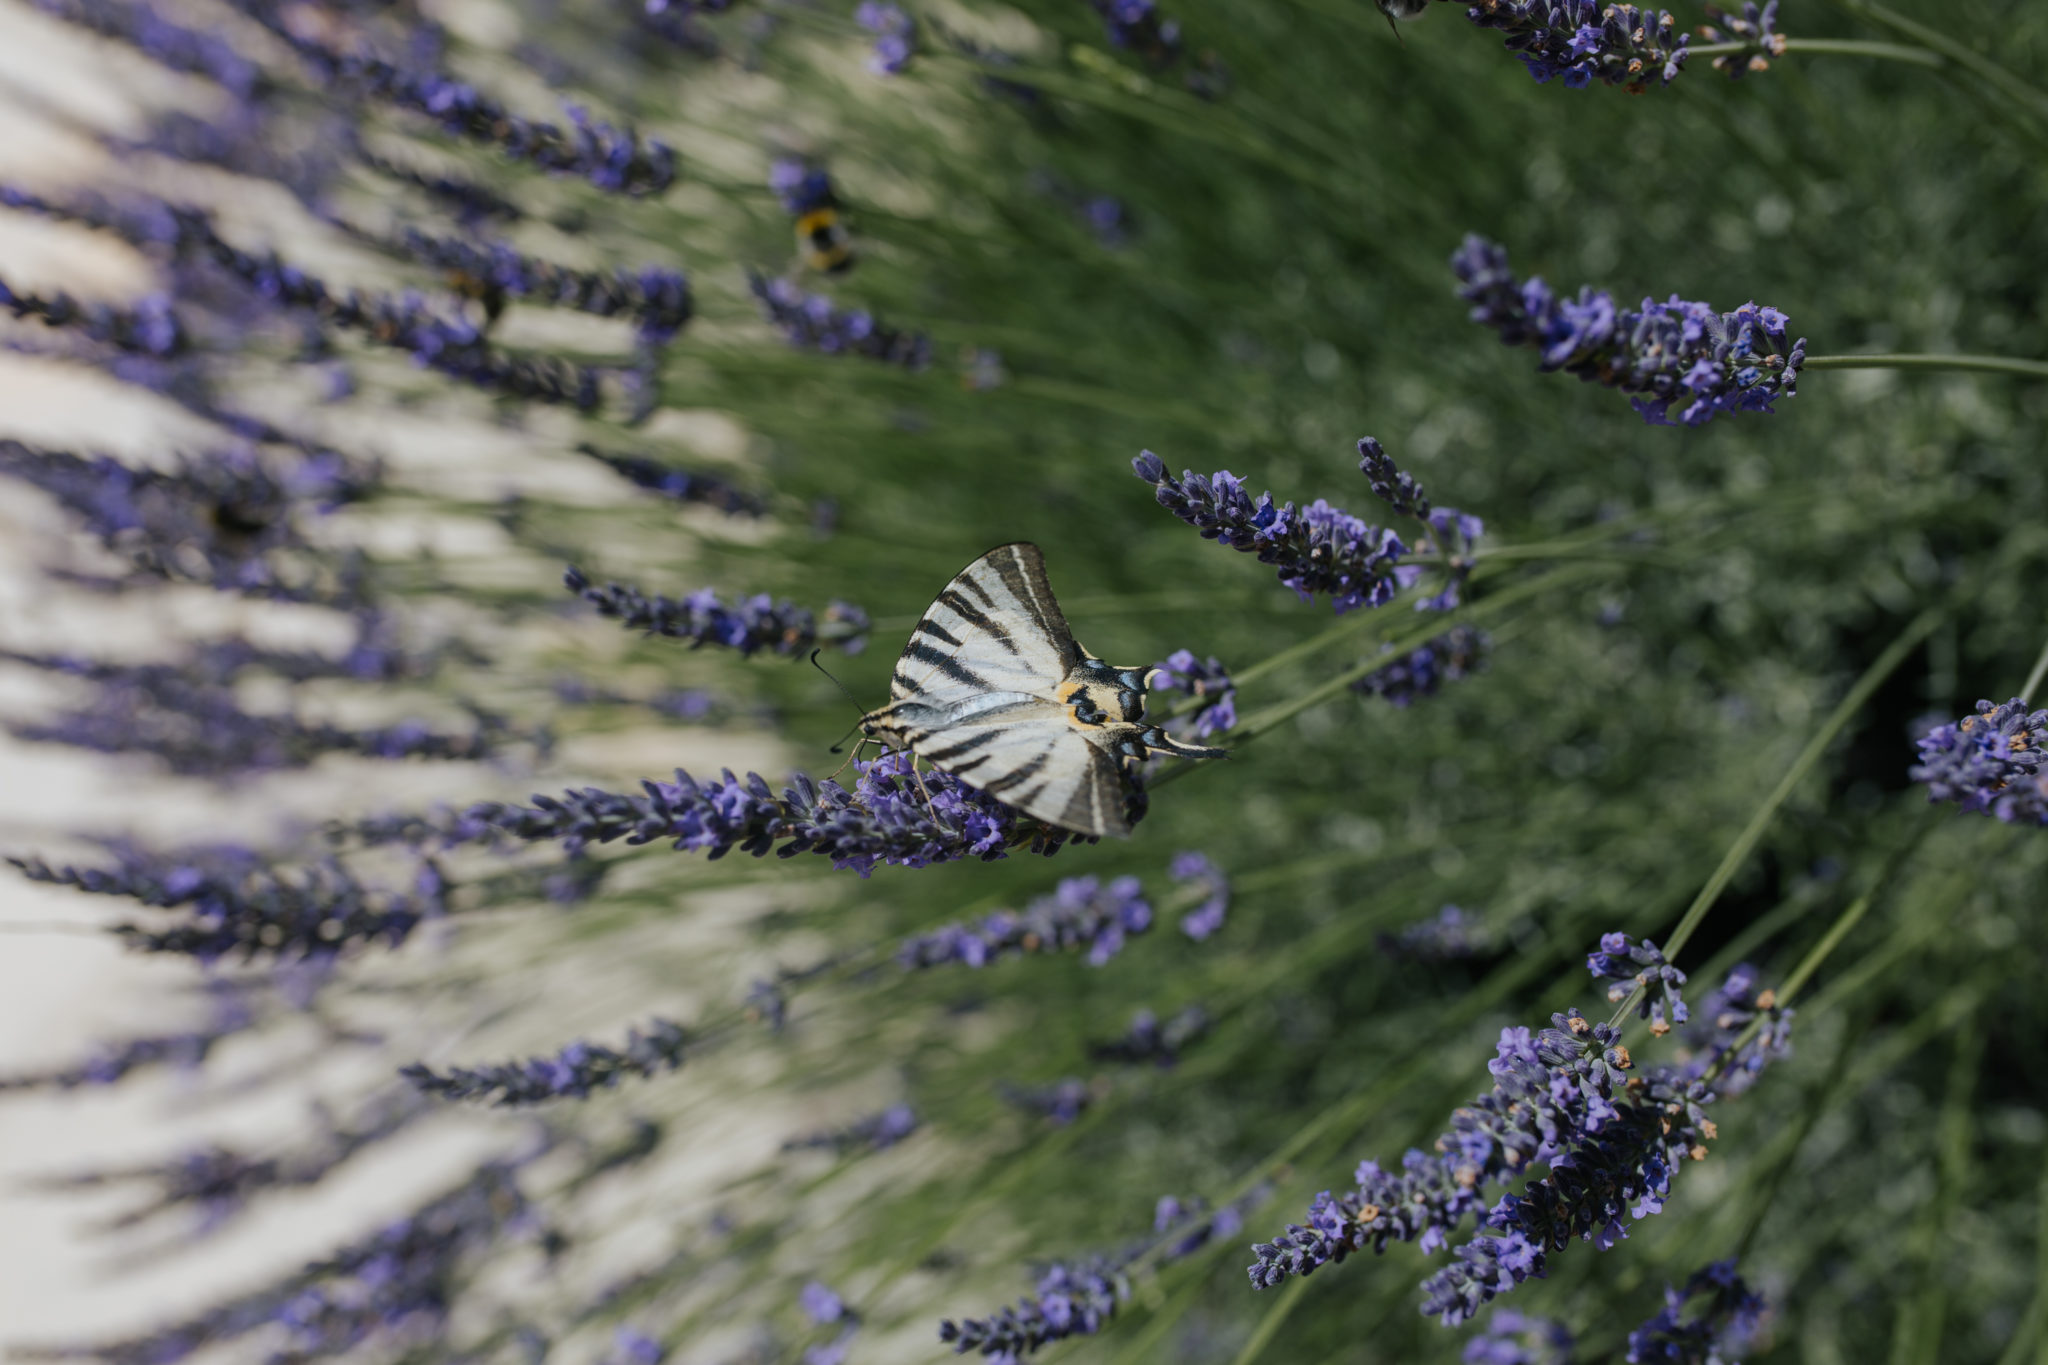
[748,271,929,367]
[578,444,765,516]
[1909,698,2048,824]
[1698,2,1785,79]
[1463,1309,1576,1365]
[939,1256,1126,1357]
[564,567,869,656]
[1585,933,1689,1033]
[1133,450,1423,613]
[783,1104,919,1154]
[0,987,254,1091]
[1378,904,1489,963]
[356,148,525,226]
[10,845,447,963]
[1465,1,1690,90]
[855,2,916,74]
[385,227,692,342]
[1626,1260,1766,1363]
[1354,625,1491,707]
[337,750,1095,874]
[29,0,263,94]
[1357,436,1432,520]
[1169,850,1229,941]
[1678,966,1792,1095]
[1150,651,1237,739]
[1001,1077,1096,1125]
[1088,0,1183,66]
[0,274,185,355]
[1090,1005,1209,1066]
[1452,237,1804,427]
[800,1282,847,1325]
[772,160,838,216]
[402,1017,687,1106]
[897,872,1154,968]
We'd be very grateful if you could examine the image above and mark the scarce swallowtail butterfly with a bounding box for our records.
[859,542,1225,839]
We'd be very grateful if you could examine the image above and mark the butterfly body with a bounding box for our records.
[860,542,1223,838]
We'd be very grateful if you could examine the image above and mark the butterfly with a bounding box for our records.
[859,542,1225,839]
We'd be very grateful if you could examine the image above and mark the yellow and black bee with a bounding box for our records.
[775,163,855,274]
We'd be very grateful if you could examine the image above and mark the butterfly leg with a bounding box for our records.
[908,755,941,820]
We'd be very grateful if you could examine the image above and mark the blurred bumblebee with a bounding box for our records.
[445,269,508,325]
[772,161,855,274]
[1376,0,1430,38]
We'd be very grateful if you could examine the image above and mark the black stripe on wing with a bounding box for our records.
[904,639,989,689]
[936,590,1021,655]
[986,544,1082,671]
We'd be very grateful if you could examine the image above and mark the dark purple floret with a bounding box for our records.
[604,1327,669,1365]
[1354,625,1491,707]
[1090,1005,1209,1066]
[1452,236,1805,427]
[783,1103,918,1153]
[1909,698,2048,825]
[0,275,185,356]
[1699,2,1785,80]
[1169,849,1229,940]
[564,566,870,656]
[748,271,930,368]
[799,1279,861,1365]
[1586,932,1689,1034]
[1463,1309,1577,1365]
[1626,1260,1766,1364]
[1001,1077,1097,1125]
[1464,1,1689,90]
[1132,449,1421,613]
[29,0,264,95]
[1678,965,1792,1096]
[1150,650,1237,738]
[855,2,915,74]
[218,0,676,193]
[11,844,448,962]
[897,871,1154,968]
[402,1017,688,1105]
[578,444,765,516]
[771,160,838,216]
[336,750,1093,874]
[385,227,692,342]
[1378,903,1489,963]
[1088,0,1183,66]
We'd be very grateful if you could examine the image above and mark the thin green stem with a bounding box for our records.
[1804,353,2048,380]
[1991,1141,2048,1365]
[1830,0,2048,128]
[1228,1277,1309,1365]
[1606,604,1944,1030]
[1689,37,1943,67]
[2020,633,2048,704]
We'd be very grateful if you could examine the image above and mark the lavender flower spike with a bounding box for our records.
[1465,1,1690,91]
[748,271,931,368]
[1587,932,1689,1034]
[783,1104,918,1153]
[897,872,1154,968]
[1627,1260,1766,1364]
[1909,698,2048,824]
[0,276,184,355]
[565,567,869,656]
[1699,2,1786,80]
[1150,650,1237,738]
[1465,1309,1577,1365]
[1452,236,1805,427]
[1170,850,1229,940]
[1132,450,1420,613]
[1354,625,1490,707]
[855,2,916,74]
[402,1017,687,1105]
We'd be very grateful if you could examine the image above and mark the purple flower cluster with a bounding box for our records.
[1587,932,1689,1034]
[1249,935,1793,1325]
[577,444,765,516]
[12,845,448,963]
[771,159,838,216]
[800,1279,861,1365]
[402,1017,687,1105]
[783,1104,919,1153]
[1627,1260,1765,1364]
[1699,2,1785,80]
[1090,1004,1209,1066]
[1002,1077,1097,1125]
[60,1161,537,1364]
[1132,450,1422,613]
[339,750,1096,875]
[855,2,916,74]
[223,0,676,193]
[1465,1309,1576,1365]
[0,275,183,355]
[1379,904,1490,963]
[563,566,870,656]
[1355,625,1491,707]
[29,0,263,96]
[897,872,1154,968]
[1150,649,1237,738]
[748,272,931,368]
[1452,237,1806,428]
[1465,1,1689,90]
[1678,965,1792,1097]
[552,677,731,725]
[1170,849,1230,940]
[389,227,692,342]
[0,986,253,1091]
[1089,0,1183,66]
[1909,697,2048,824]
[355,147,525,226]
[0,438,373,600]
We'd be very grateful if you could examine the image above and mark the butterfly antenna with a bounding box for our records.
[810,649,868,717]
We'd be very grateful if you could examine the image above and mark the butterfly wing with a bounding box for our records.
[878,543,1129,837]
